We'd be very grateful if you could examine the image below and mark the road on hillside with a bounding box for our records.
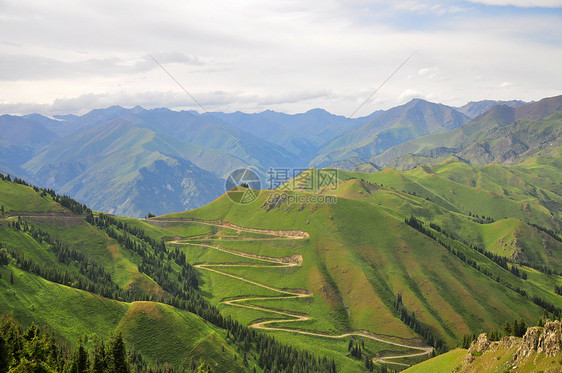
[157,218,433,367]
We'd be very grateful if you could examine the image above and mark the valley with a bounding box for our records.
[1,96,562,372]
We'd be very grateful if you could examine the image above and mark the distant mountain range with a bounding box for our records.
[455,99,527,118]
[2,96,561,217]
[371,95,562,170]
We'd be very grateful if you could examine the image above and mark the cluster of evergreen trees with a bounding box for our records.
[0,315,210,373]
[393,294,445,353]
[7,218,121,298]
[346,340,377,372]
[503,319,527,338]
[347,339,364,360]
[404,215,561,317]
[458,318,529,350]
[86,213,202,304]
[459,329,502,349]
[528,223,562,242]
[467,212,495,224]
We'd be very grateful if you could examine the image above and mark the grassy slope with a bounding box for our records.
[3,152,562,371]
[0,267,244,371]
[402,348,466,373]
[138,156,562,373]
[0,180,247,371]
[31,220,163,296]
[0,179,66,212]
[337,157,562,268]
[155,184,556,350]
[404,340,562,372]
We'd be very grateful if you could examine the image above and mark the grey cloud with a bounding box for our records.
[0,53,204,81]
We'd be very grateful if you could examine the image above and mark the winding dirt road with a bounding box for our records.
[161,219,433,367]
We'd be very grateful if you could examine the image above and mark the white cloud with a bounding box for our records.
[467,0,562,7]
[398,89,424,102]
[0,0,561,115]
[391,1,468,15]
[418,66,441,79]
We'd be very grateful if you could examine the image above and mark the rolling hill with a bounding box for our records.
[128,151,562,370]
[2,139,562,371]
[0,176,337,372]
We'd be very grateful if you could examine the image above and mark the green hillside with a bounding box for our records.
[2,147,562,371]
[134,157,561,370]
[0,267,243,371]
[0,175,337,372]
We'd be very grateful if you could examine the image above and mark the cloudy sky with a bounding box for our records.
[1,0,561,116]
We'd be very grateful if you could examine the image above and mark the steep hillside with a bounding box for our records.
[143,158,562,370]
[374,95,562,169]
[0,177,241,370]
[22,118,228,217]
[0,268,244,371]
[312,99,470,167]
[0,175,339,372]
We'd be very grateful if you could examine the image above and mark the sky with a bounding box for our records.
[1,0,562,117]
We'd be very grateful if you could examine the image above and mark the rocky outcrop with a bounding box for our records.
[538,321,562,356]
[464,333,491,364]
[514,321,562,359]
[499,335,519,349]
[460,321,562,372]
[514,326,542,359]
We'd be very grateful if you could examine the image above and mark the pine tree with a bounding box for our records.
[92,339,107,373]
[503,321,512,336]
[108,333,128,373]
[538,318,545,327]
[516,319,527,337]
[71,339,89,373]
[0,333,7,373]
